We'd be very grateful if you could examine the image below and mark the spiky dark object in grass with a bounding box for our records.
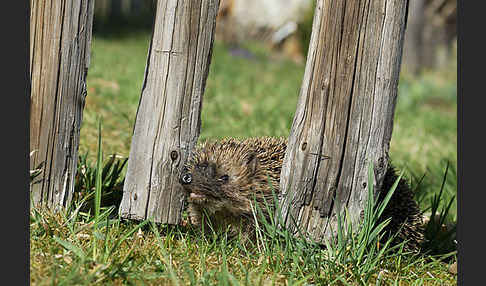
[179,137,424,250]
[377,166,424,250]
[180,137,286,240]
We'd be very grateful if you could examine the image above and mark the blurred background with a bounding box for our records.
[81,0,457,219]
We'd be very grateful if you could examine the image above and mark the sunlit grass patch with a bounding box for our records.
[30,153,457,285]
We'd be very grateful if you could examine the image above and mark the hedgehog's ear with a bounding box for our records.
[245,152,259,174]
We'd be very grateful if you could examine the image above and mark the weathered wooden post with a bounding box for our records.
[119,0,220,224]
[30,0,95,210]
[279,0,409,243]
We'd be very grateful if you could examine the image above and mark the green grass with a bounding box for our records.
[392,70,457,220]
[80,32,304,157]
[30,157,457,285]
[31,31,457,285]
[30,156,456,285]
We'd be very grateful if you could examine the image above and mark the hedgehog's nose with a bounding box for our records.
[180,173,192,185]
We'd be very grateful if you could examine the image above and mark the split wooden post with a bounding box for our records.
[279,0,409,243]
[30,0,95,210]
[119,0,220,224]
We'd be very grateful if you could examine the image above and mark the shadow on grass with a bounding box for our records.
[92,11,155,39]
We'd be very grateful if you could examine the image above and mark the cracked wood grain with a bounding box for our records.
[30,0,94,211]
[119,0,220,225]
[279,0,409,244]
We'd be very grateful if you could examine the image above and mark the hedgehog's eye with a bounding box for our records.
[198,162,208,169]
[219,174,229,183]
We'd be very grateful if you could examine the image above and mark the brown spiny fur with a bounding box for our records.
[180,137,423,250]
[378,166,424,250]
[180,137,285,239]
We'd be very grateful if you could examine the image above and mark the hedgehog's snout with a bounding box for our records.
[180,172,192,185]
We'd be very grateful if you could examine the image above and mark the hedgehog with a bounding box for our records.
[179,137,424,250]
[377,165,424,250]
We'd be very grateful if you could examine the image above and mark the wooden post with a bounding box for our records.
[119,0,220,224]
[30,0,95,210]
[402,0,425,75]
[279,0,409,243]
